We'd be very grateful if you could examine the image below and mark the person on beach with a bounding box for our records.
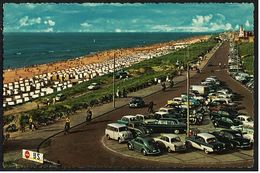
[86,108,93,123]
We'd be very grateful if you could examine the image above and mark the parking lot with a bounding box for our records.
[42,41,255,169]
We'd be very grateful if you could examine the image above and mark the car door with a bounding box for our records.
[134,138,144,152]
[191,136,205,150]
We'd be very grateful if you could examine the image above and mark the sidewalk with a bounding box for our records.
[3,42,222,163]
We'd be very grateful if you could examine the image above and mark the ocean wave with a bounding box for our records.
[15,52,22,55]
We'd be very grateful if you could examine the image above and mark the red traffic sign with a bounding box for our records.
[25,150,30,158]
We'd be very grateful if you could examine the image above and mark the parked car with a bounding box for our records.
[55,94,66,101]
[234,115,254,128]
[127,136,161,156]
[154,134,186,152]
[144,118,186,134]
[87,82,101,90]
[5,124,18,132]
[105,123,133,143]
[185,133,226,154]
[210,132,236,151]
[129,97,145,108]
[128,122,152,138]
[211,116,242,129]
[117,115,140,125]
[211,130,252,149]
[230,126,254,144]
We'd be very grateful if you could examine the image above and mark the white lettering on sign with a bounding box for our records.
[22,149,44,163]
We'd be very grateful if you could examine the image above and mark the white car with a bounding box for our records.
[154,134,186,152]
[235,115,254,128]
[167,97,183,105]
[105,123,133,143]
[157,107,175,114]
[87,83,101,90]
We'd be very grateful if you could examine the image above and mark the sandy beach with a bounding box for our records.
[3,35,209,84]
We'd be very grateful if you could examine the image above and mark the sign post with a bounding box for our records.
[22,149,44,164]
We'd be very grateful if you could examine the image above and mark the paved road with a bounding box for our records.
[43,41,254,169]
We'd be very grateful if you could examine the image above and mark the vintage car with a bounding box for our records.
[128,122,152,138]
[87,82,101,90]
[185,133,226,154]
[144,118,186,134]
[105,123,133,143]
[234,115,254,128]
[152,111,183,121]
[129,97,145,108]
[127,136,161,156]
[211,116,242,129]
[211,130,252,149]
[117,115,140,125]
[231,126,254,143]
[154,134,186,152]
[210,111,236,120]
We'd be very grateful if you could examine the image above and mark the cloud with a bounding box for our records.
[44,19,55,26]
[19,16,41,27]
[80,22,92,28]
[192,14,213,26]
[42,27,53,32]
[210,22,233,31]
[235,24,239,30]
[245,20,250,27]
[26,3,37,9]
[115,28,122,32]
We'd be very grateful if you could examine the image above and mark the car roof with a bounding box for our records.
[160,134,179,138]
[137,136,153,141]
[123,115,136,119]
[237,115,250,119]
[197,133,216,139]
[159,118,178,121]
[107,123,126,128]
[159,107,173,110]
[221,129,240,134]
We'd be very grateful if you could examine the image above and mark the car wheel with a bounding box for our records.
[174,129,180,134]
[167,147,172,153]
[106,135,110,140]
[128,143,133,150]
[185,141,192,149]
[204,149,209,154]
[118,138,122,144]
[142,149,147,156]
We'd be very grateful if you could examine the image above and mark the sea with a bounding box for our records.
[3,32,209,69]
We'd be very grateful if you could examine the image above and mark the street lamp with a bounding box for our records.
[113,52,116,108]
[186,62,190,137]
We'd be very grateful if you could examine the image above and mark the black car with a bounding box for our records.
[211,116,242,128]
[128,122,152,138]
[210,132,236,151]
[210,111,237,120]
[129,97,145,108]
[144,118,186,134]
[212,130,252,149]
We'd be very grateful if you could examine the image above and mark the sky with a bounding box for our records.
[3,3,254,33]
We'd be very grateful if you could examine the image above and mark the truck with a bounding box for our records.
[190,85,209,96]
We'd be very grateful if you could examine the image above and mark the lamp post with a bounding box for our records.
[113,52,116,108]
[186,63,190,137]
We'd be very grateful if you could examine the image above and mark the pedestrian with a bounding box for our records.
[20,120,26,133]
[29,116,33,130]
[161,82,166,91]
[122,88,127,98]
[37,103,39,109]
[148,101,154,113]
[219,62,222,67]
[64,116,71,134]
[169,79,174,88]
[86,109,92,123]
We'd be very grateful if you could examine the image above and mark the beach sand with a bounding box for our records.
[3,35,209,84]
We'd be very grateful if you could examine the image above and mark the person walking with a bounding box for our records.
[86,109,93,123]
[64,116,71,135]
[148,101,154,114]
[161,82,166,92]
[29,116,33,131]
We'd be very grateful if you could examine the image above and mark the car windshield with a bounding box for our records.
[234,133,242,137]
[130,117,137,121]
[171,137,181,143]
[223,117,233,123]
[118,127,128,132]
[247,118,253,122]
[147,139,156,146]
[207,137,217,144]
